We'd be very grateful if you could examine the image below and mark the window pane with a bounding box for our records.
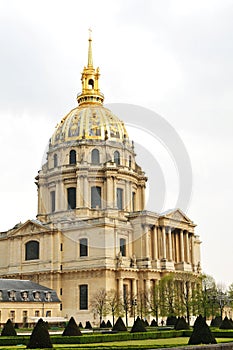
[25,241,39,260]
[91,149,100,164]
[54,154,58,167]
[70,150,76,165]
[51,191,55,212]
[120,238,126,257]
[114,151,120,165]
[80,285,88,310]
[117,188,123,210]
[67,187,76,209]
[132,192,136,211]
[80,238,88,257]
[91,186,101,208]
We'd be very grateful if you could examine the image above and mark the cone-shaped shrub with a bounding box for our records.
[27,318,52,349]
[79,322,83,328]
[150,319,158,327]
[106,320,112,328]
[144,319,149,327]
[174,316,189,330]
[166,315,177,326]
[210,316,222,327]
[100,320,106,328]
[1,319,17,336]
[131,316,147,333]
[85,321,92,329]
[112,317,127,332]
[219,316,233,330]
[188,315,216,345]
[62,317,82,336]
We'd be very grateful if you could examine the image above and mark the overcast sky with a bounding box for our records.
[0,0,232,287]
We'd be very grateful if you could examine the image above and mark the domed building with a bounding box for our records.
[0,34,201,324]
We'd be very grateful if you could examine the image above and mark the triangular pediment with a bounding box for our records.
[7,220,50,237]
[161,209,193,224]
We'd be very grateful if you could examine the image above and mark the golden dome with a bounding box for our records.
[50,31,129,146]
[50,104,129,146]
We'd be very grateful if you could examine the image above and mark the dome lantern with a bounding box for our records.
[77,29,104,106]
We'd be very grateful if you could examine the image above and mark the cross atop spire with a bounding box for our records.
[88,28,93,68]
[77,30,104,106]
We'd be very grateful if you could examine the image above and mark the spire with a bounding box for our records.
[87,28,93,68]
[77,30,104,106]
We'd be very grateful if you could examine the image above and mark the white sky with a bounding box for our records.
[0,0,232,287]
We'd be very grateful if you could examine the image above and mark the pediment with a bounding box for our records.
[162,209,193,224]
[7,220,50,237]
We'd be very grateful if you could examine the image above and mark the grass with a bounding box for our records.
[0,338,232,350]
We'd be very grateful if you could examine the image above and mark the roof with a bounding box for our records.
[0,279,60,303]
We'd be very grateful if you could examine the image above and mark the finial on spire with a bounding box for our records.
[88,28,93,68]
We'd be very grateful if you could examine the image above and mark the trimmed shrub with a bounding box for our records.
[79,322,83,328]
[106,320,112,328]
[112,317,127,332]
[1,319,17,336]
[62,317,82,336]
[85,321,92,329]
[219,316,233,330]
[27,318,52,349]
[131,316,147,333]
[100,320,107,328]
[166,315,177,326]
[174,316,189,330]
[210,315,222,327]
[150,319,158,327]
[188,315,217,345]
[144,319,149,327]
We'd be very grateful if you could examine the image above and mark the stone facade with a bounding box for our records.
[0,35,201,325]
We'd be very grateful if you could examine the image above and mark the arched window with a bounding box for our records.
[91,149,100,164]
[69,150,76,165]
[67,187,76,209]
[25,240,39,260]
[91,186,101,208]
[114,151,120,165]
[88,79,94,89]
[53,154,58,168]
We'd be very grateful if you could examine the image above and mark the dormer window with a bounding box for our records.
[8,290,16,301]
[45,291,52,302]
[21,291,29,301]
[33,291,41,301]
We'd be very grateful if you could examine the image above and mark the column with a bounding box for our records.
[185,231,190,263]
[168,227,173,261]
[113,178,117,208]
[132,279,137,298]
[180,229,184,262]
[162,226,166,259]
[190,235,195,265]
[125,181,130,211]
[145,228,149,258]
[83,176,88,207]
[145,279,151,296]
[76,176,81,208]
[141,186,145,210]
[153,226,158,260]
[118,277,123,300]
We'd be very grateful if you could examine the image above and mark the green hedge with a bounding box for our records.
[0,336,29,346]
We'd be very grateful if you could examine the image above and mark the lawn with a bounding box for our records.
[0,337,232,350]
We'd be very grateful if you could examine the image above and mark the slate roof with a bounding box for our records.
[0,279,60,303]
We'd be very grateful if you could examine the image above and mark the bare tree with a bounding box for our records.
[91,289,108,326]
[107,289,123,326]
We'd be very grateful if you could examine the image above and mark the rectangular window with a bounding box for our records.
[80,284,88,310]
[51,191,55,212]
[91,186,101,208]
[80,238,88,257]
[117,188,123,210]
[60,304,63,311]
[46,310,51,317]
[132,192,136,211]
[60,288,62,296]
[35,310,40,317]
[123,284,128,303]
[120,238,126,257]
[67,187,76,209]
[60,243,63,251]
